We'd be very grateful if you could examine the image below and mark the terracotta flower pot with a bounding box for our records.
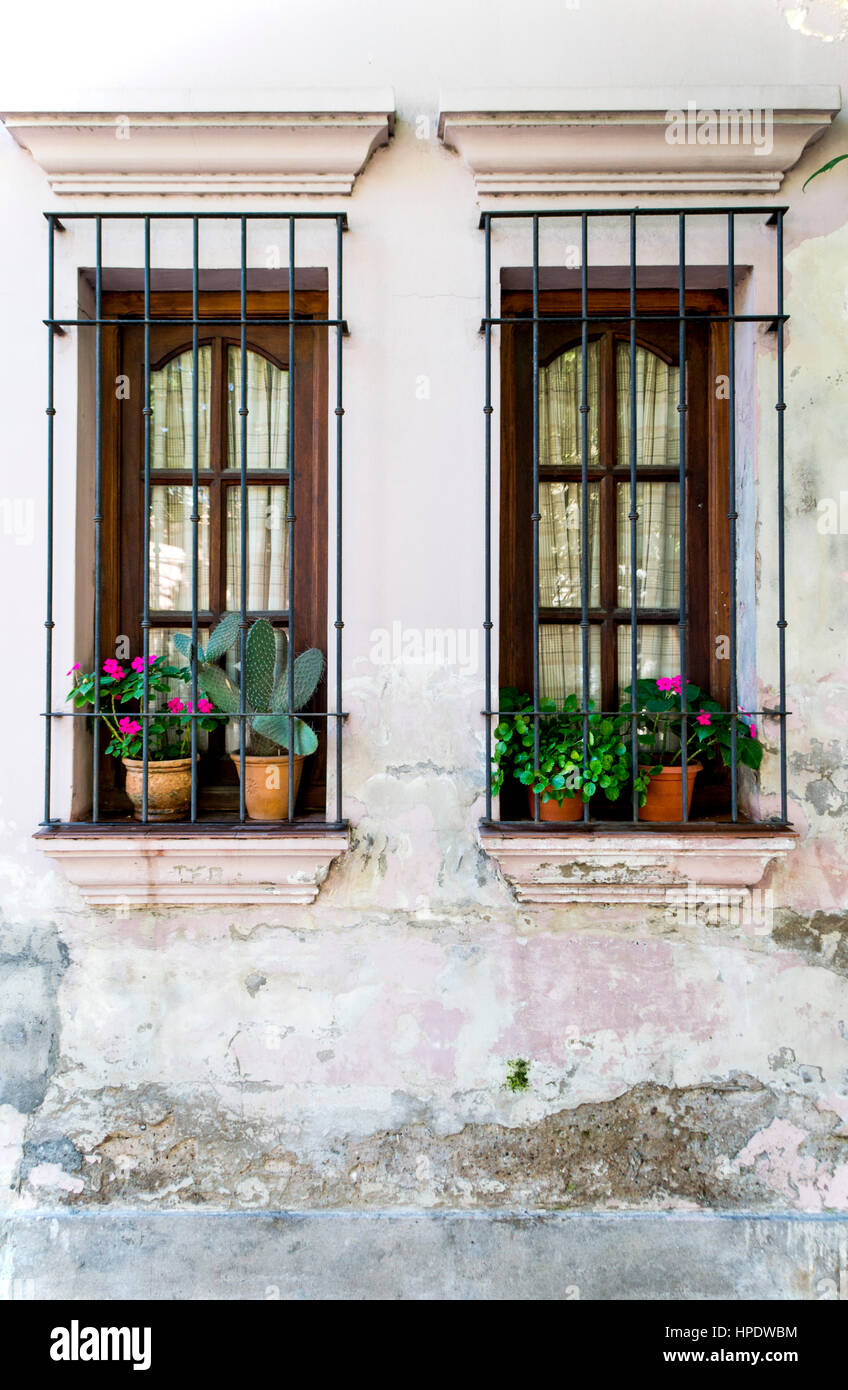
[231,753,305,820]
[638,762,702,823]
[122,756,195,822]
[527,788,585,822]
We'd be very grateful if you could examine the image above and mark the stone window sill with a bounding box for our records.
[34,824,349,906]
[478,823,797,905]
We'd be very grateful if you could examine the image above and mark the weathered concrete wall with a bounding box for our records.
[1,0,848,1280]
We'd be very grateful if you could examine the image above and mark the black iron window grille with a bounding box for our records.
[482,207,789,830]
[41,211,347,830]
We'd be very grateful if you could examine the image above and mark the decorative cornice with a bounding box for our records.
[36,832,349,905]
[479,829,797,906]
[438,86,841,195]
[1,96,395,196]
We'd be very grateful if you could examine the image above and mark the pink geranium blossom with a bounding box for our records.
[696,709,711,726]
[656,677,674,692]
[103,658,126,680]
[131,654,159,673]
[167,697,186,713]
[118,717,141,737]
[198,698,214,713]
[66,662,80,676]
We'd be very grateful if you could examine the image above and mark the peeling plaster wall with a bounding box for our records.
[1,0,848,1225]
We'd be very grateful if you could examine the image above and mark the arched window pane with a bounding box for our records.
[150,347,211,470]
[616,344,680,468]
[226,347,289,469]
[539,341,600,468]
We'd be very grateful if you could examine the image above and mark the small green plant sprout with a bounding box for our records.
[505,1058,531,1092]
[177,614,325,757]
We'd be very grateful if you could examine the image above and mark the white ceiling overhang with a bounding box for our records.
[1,89,396,195]
[438,86,842,195]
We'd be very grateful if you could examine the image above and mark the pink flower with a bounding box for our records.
[131,654,159,672]
[696,709,711,726]
[197,698,213,714]
[66,662,80,676]
[656,677,673,692]
[167,697,185,713]
[118,717,141,737]
[748,721,757,738]
[103,658,126,680]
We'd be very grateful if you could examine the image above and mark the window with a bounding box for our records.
[41,212,347,830]
[500,291,729,721]
[104,291,327,816]
[482,209,789,829]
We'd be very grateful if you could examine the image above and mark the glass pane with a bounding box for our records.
[539,340,600,468]
[225,486,289,611]
[617,625,680,691]
[150,486,210,611]
[150,347,211,470]
[540,625,601,706]
[616,344,680,468]
[226,347,289,469]
[616,482,680,608]
[540,481,600,608]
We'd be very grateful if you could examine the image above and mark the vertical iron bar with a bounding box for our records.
[92,217,103,823]
[629,213,639,822]
[776,212,788,822]
[484,214,493,821]
[727,214,739,821]
[141,218,151,823]
[287,217,296,820]
[190,218,199,821]
[239,218,248,821]
[580,214,590,823]
[531,215,540,821]
[44,217,57,824]
[334,215,344,825]
[678,214,689,822]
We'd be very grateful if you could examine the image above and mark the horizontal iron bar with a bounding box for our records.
[45,210,349,224]
[481,314,787,326]
[43,710,349,720]
[45,318,349,330]
[479,206,788,226]
[479,818,793,832]
[38,819,351,833]
[482,708,788,718]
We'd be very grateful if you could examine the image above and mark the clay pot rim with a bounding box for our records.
[230,752,306,765]
[638,762,702,775]
[122,755,197,770]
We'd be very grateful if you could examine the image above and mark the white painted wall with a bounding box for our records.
[1,0,848,1214]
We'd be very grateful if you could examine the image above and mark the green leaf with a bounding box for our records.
[244,619,277,712]
[172,632,206,664]
[803,151,848,192]
[252,713,318,756]
[204,612,241,663]
[271,648,325,713]
[197,664,241,715]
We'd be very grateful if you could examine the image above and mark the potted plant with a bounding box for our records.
[189,613,324,820]
[66,654,222,820]
[492,689,631,821]
[621,676,763,822]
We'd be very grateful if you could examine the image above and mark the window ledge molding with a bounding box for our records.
[437,86,841,195]
[1,93,395,195]
[478,827,797,905]
[35,830,349,906]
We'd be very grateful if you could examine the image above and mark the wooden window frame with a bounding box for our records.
[99,289,328,818]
